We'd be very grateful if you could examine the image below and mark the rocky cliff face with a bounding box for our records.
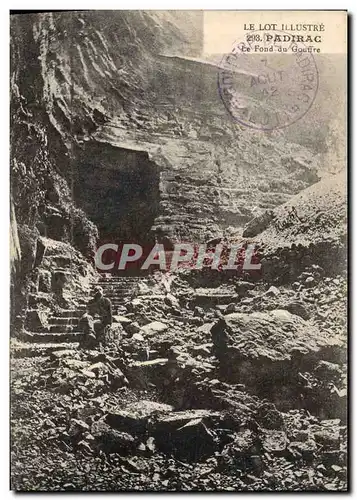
[11,11,321,260]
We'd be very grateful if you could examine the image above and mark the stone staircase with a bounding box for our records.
[12,275,141,358]
[93,275,140,313]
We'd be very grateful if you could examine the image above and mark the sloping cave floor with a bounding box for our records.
[10,262,347,491]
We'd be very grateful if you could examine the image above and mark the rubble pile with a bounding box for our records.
[11,247,348,490]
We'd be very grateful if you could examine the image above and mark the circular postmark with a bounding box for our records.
[218,31,319,130]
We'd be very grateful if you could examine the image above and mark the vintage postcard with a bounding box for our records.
[10,10,348,491]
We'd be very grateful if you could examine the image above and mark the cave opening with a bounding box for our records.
[73,142,161,255]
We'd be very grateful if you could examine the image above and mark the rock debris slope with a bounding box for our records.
[10,11,347,492]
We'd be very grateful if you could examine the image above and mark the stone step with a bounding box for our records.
[96,277,141,281]
[78,299,127,307]
[106,288,132,292]
[105,300,130,305]
[59,309,86,318]
[96,283,139,287]
[95,287,137,291]
[91,285,133,291]
[95,281,140,286]
[49,324,77,333]
[11,341,80,358]
[49,316,79,325]
[106,294,130,298]
[23,331,86,343]
[96,283,134,288]
[91,291,132,297]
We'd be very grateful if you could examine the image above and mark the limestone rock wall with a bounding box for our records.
[11,12,322,250]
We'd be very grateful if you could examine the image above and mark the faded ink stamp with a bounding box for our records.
[218,31,319,130]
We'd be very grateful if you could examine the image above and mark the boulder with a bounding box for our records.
[151,409,221,461]
[50,349,79,360]
[121,333,149,361]
[106,400,173,435]
[305,276,316,288]
[224,429,259,457]
[265,285,280,296]
[287,439,317,461]
[210,309,345,390]
[314,360,342,381]
[212,309,340,363]
[165,418,217,461]
[127,298,144,313]
[164,293,180,309]
[312,420,342,450]
[62,358,90,371]
[131,332,145,342]
[197,322,215,335]
[193,288,237,306]
[190,316,204,326]
[235,281,255,297]
[123,321,141,334]
[91,419,136,454]
[104,323,123,346]
[220,429,262,472]
[86,362,128,387]
[225,302,237,314]
[256,402,285,430]
[87,362,109,377]
[137,282,151,295]
[125,358,169,389]
[193,306,205,317]
[313,428,340,450]
[69,418,90,440]
[113,315,132,325]
[260,429,287,453]
[285,301,311,320]
[152,409,221,434]
[141,321,168,336]
[189,343,212,357]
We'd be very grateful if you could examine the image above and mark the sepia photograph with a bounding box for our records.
[10,10,348,491]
